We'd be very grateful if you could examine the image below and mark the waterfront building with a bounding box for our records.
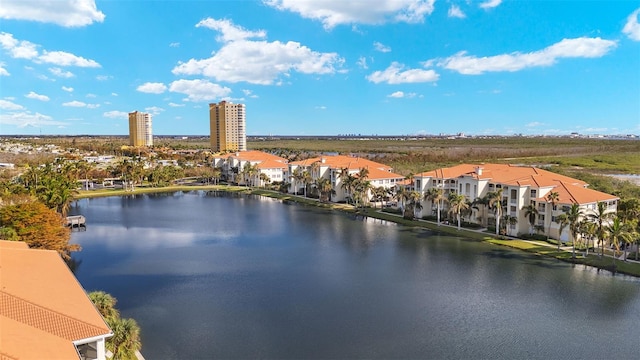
[213,150,287,186]
[413,164,618,241]
[210,101,246,153]
[128,111,153,147]
[0,240,112,359]
[288,155,405,203]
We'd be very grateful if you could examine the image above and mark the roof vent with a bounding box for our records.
[475,166,483,176]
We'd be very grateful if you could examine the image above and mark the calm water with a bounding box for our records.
[70,191,640,359]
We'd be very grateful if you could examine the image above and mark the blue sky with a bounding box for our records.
[1,0,639,136]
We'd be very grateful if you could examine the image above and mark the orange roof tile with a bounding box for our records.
[291,155,393,172]
[416,163,615,205]
[0,241,111,359]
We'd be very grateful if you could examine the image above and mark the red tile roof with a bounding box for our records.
[0,241,111,359]
[291,155,393,172]
[416,163,616,205]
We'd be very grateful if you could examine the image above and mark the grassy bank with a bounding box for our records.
[76,185,640,277]
[488,239,640,277]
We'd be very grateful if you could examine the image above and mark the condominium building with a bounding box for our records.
[210,101,246,153]
[414,163,618,241]
[213,150,288,186]
[128,111,153,147]
[289,155,405,202]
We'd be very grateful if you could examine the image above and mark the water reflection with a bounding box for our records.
[70,191,640,359]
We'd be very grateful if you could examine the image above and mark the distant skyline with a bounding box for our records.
[0,0,639,136]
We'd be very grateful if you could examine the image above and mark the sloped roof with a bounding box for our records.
[290,155,393,171]
[214,150,287,164]
[364,167,405,181]
[415,163,616,205]
[541,181,618,205]
[228,150,287,163]
[0,241,111,359]
[416,163,586,186]
[257,159,288,170]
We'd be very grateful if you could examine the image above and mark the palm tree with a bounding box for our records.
[371,186,387,209]
[589,201,613,258]
[259,173,270,188]
[502,215,518,236]
[404,190,423,219]
[315,177,334,203]
[108,317,142,360]
[394,186,410,215]
[290,167,305,195]
[566,203,584,259]
[555,213,569,250]
[471,194,490,227]
[488,188,504,235]
[545,191,560,239]
[425,187,446,226]
[338,167,355,203]
[523,204,539,235]
[578,220,596,256]
[606,217,632,266]
[88,291,119,320]
[448,193,469,230]
[302,171,312,197]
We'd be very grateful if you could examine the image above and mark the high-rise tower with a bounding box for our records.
[209,101,246,152]
[128,111,153,147]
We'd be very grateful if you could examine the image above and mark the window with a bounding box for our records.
[530,189,537,198]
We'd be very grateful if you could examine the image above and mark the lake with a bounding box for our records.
[70,191,640,359]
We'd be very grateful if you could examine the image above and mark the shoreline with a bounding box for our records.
[76,185,640,278]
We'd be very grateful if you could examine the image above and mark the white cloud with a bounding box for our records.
[86,93,96,98]
[0,0,105,27]
[111,92,118,96]
[25,91,49,101]
[0,32,38,59]
[196,18,266,42]
[61,86,74,92]
[173,18,343,85]
[387,91,417,98]
[145,106,164,115]
[242,89,259,98]
[374,41,391,53]
[0,99,24,110]
[623,8,640,41]
[169,42,180,47]
[264,0,436,29]
[0,111,67,128]
[315,105,327,110]
[357,56,369,69]
[49,67,74,78]
[440,37,617,75]
[169,79,232,102]
[137,82,168,94]
[0,32,100,68]
[526,121,544,127]
[448,5,466,18]
[367,61,439,84]
[0,63,8,76]
[168,102,185,107]
[39,50,100,67]
[63,100,100,108]
[103,111,128,119]
[479,0,502,9]
[96,75,111,81]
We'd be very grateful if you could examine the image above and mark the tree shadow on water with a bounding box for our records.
[481,249,567,270]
